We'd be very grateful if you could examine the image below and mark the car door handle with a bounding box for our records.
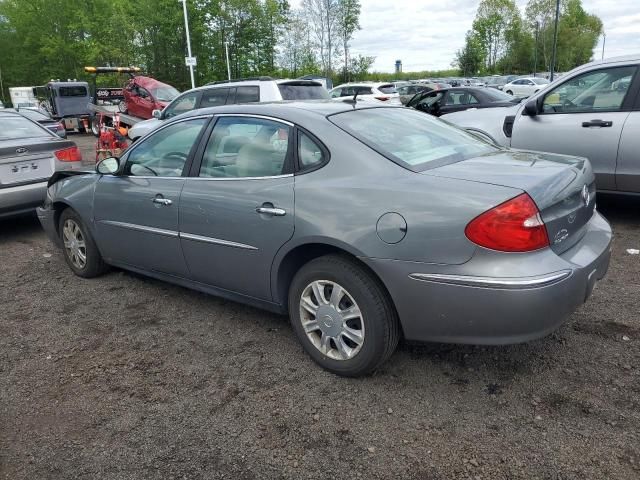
[152,197,172,206]
[582,119,613,128]
[256,205,286,216]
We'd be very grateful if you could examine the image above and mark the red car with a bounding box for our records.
[118,76,180,119]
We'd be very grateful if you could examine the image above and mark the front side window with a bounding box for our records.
[164,92,200,119]
[330,108,497,171]
[542,66,636,114]
[199,116,291,178]
[124,118,206,177]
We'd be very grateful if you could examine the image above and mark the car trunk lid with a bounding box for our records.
[423,149,596,254]
[0,137,69,187]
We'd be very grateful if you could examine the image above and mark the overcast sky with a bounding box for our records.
[292,0,640,72]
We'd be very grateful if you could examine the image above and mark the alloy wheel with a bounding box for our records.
[62,219,87,270]
[299,280,365,361]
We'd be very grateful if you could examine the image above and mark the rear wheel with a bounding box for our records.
[118,100,127,114]
[289,255,399,377]
[91,116,100,136]
[59,209,109,278]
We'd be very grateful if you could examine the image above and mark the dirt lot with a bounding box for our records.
[1,138,639,479]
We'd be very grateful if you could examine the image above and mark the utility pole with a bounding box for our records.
[550,0,560,81]
[533,21,539,77]
[224,41,231,81]
[602,32,606,60]
[0,64,5,102]
[179,0,196,89]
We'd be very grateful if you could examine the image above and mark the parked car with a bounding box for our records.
[0,110,82,218]
[329,82,399,102]
[503,77,550,97]
[9,108,67,138]
[118,75,180,119]
[442,54,640,194]
[407,87,522,116]
[128,77,330,141]
[38,102,611,376]
[396,84,434,105]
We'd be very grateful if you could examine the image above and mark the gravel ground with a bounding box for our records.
[1,136,639,479]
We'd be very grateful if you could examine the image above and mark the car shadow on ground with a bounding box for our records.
[0,213,42,244]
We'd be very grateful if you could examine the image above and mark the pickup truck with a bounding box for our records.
[443,54,640,195]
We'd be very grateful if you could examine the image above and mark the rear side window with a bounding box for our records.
[234,86,260,104]
[59,86,87,97]
[330,108,496,171]
[378,85,396,94]
[298,131,327,171]
[0,116,49,139]
[278,83,330,100]
[201,88,229,107]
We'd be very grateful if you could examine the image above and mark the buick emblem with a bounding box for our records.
[581,185,590,207]
[15,147,28,154]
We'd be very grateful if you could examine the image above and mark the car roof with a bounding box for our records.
[173,100,398,125]
[332,82,392,89]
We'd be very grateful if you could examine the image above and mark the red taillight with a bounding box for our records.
[54,146,82,162]
[375,96,390,101]
[465,193,549,252]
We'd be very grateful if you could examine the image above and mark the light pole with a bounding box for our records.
[179,0,196,89]
[601,32,606,60]
[533,21,539,77]
[550,0,560,81]
[224,41,231,81]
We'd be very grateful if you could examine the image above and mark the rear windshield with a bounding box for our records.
[278,83,330,100]
[378,84,396,94]
[0,116,49,139]
[59,86,88,97]
[329,108,497,171]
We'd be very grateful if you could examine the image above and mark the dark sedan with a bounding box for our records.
[407,87,522,117]
[8,108,67,138]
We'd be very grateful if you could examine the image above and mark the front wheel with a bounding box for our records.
[59,209,109,278]
[118,100,128,114]
[288,255,399,377]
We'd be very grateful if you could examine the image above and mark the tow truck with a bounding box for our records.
[84,66,147,136]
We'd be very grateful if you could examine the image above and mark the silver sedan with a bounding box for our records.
[38,102,612,376]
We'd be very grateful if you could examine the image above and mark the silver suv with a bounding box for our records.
[128,77,329,141]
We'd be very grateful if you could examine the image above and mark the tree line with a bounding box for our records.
[455,0,603,76]
[0,0,367,101]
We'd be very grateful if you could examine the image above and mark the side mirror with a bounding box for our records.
[96,156,120,175]
[152,109,162,119]
[523,99,539,117]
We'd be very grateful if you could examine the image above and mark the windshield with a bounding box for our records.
[18,109,50,121]
[532,78,549,85]
[329,108,497,171]
[0,116,49,139]
[278,83,330,100]
[150,85,180,102]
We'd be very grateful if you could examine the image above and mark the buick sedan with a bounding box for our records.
[38,102,612,376]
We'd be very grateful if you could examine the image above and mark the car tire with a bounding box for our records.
[506,90,513,95]
[288,254,399,377]
[59,209,109,278]
[118,100,127,114]
[91,116,101,137]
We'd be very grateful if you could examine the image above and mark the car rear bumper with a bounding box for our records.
[0,180,48,218]
[364,211,612,345]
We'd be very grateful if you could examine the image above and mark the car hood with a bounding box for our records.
[128,118,162,139]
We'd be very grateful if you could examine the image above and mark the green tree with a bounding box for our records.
[336,0,360,83]
[454,32,485,76]
[472,0,520,72]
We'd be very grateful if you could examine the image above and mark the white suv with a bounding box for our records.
[128,77,329,141]
[329,82,399,103]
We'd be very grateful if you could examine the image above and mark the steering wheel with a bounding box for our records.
[165,152,189,161]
